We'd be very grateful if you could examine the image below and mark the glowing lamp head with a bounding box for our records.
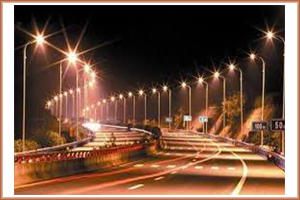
[229,64,235,71]
[91,105,94,108]
[64,92,68,96]
[214,72,220,78]
[267,31,274,39]
[35,34,45,45]
[84,64,90,73]
[77,88,81,93]
[88,81,94,88]
[91,71,96,79]
[54,96,58,101]
[128,92,133,97]
[139,90,144,96]
[67,51,77,64]
[119,94,123,99]
[163,86,168,91]
[152,88,157,93]
[103,99,106,103]
[198,77,203,84]
[59,94,63,98]
[47,101,51,107]
[69,89,73,94]
[97,101,101,106]
[181,82,187,88]
[111,96,115,101]
[250,53,256,60]
[86,107,89,111]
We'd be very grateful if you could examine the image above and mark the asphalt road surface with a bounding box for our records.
[15,131,285,195]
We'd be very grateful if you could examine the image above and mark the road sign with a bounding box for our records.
[165,117,173,123]
[199,116,208,122]
[183,115,192,122]
[251,121,268,131]
[270,119,285,131]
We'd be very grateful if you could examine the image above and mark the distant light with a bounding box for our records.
[64,91,68,96]
[77,88,81,93]
[47,101,51,106]
[103,99,106,103]
[91,71,96,79]
[139,90,144,96]
[119,94,123,99]
[111,96,115,101]
[163,86,168,91]
[35,34,45,45]
[267,31,274,39]
[88,81,94,88]
[59,94,63,98]
[91,104,94,108]
[54,96,58,101]
[68,51,77,64]
[84,64,90,73]
[181,82,187,88]
[86,107,89,111]
[198,77,203,84]
[214,71,220,78]
[229,64,235,71]
[69,89,73,94]
[152,88,157,93]
[128,92,133,97]
[250,53,256,60]
[97,101,101,106]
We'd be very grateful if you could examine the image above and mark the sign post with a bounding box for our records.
[251,121,268,131]
[183,115,192,130]
[199,116,208,134]
[270,119,285,132]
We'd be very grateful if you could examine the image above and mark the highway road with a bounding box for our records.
[15,130,285,195]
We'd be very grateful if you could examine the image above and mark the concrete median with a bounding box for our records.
[14,142,158,187]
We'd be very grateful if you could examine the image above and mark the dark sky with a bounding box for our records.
[14,5,285,136]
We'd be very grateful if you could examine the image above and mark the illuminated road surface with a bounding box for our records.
[15,131,285,195]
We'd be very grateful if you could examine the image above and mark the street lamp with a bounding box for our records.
[228,63,244,137]
[250,53,266,146]
[22,33,45,151]
[152,88,161,127]
[111,96,117,122]
[102,99,107,121]
[163,85,172,130]
[54,96,58,117]
[119,94,126,124]
[265,31,285,154]
[139,90,147,124]
[128,92,136,124]
[181,82,192,130]
[64,91,68,121]
[214,71,226,132]
[198,77,209,134]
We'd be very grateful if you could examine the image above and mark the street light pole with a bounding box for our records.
[250,54,266,146]
[76,77,79,139]
[181,82,192,130]
[199,78,209,134]
[59,62,62,137]
[144,94,147,124]
[64,92,68,121]
[152,89,161,127]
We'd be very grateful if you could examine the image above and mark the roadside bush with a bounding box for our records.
[14,139,40,152]
[45,131,66,146]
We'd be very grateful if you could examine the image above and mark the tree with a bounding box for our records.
[14,139,40,152]
[174,107,185,129]
[223,92,245,126]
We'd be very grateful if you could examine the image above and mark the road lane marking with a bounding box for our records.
[128,184,144,190]
[170,171,178,174]
[167,165,176,168]
[182,165,189,169]
[195,166,203,169]
[134,164,144,167]
[193,159,197,162]
[151,165,160,168]
[211,166,219,170]
[154,176,165,181]
[228,167,236,171]
[166,153,170,155]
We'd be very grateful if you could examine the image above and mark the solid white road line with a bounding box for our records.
[228,167,236,171]
[211,166,219,170]
[128,184,144,190]
[195,166,203,169]
[154,176,165,181]
[170,171,178,174]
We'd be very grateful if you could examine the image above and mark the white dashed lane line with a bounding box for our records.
[151,165,160,168]
[228,167,236,171]
[195,166,203,169]
[170,171,178,174]
[211,166,219,170]
[167,165,176,168]
[128,184,144,190]
[134,164,144,167]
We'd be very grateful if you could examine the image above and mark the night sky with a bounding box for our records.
[14,5,285,137]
